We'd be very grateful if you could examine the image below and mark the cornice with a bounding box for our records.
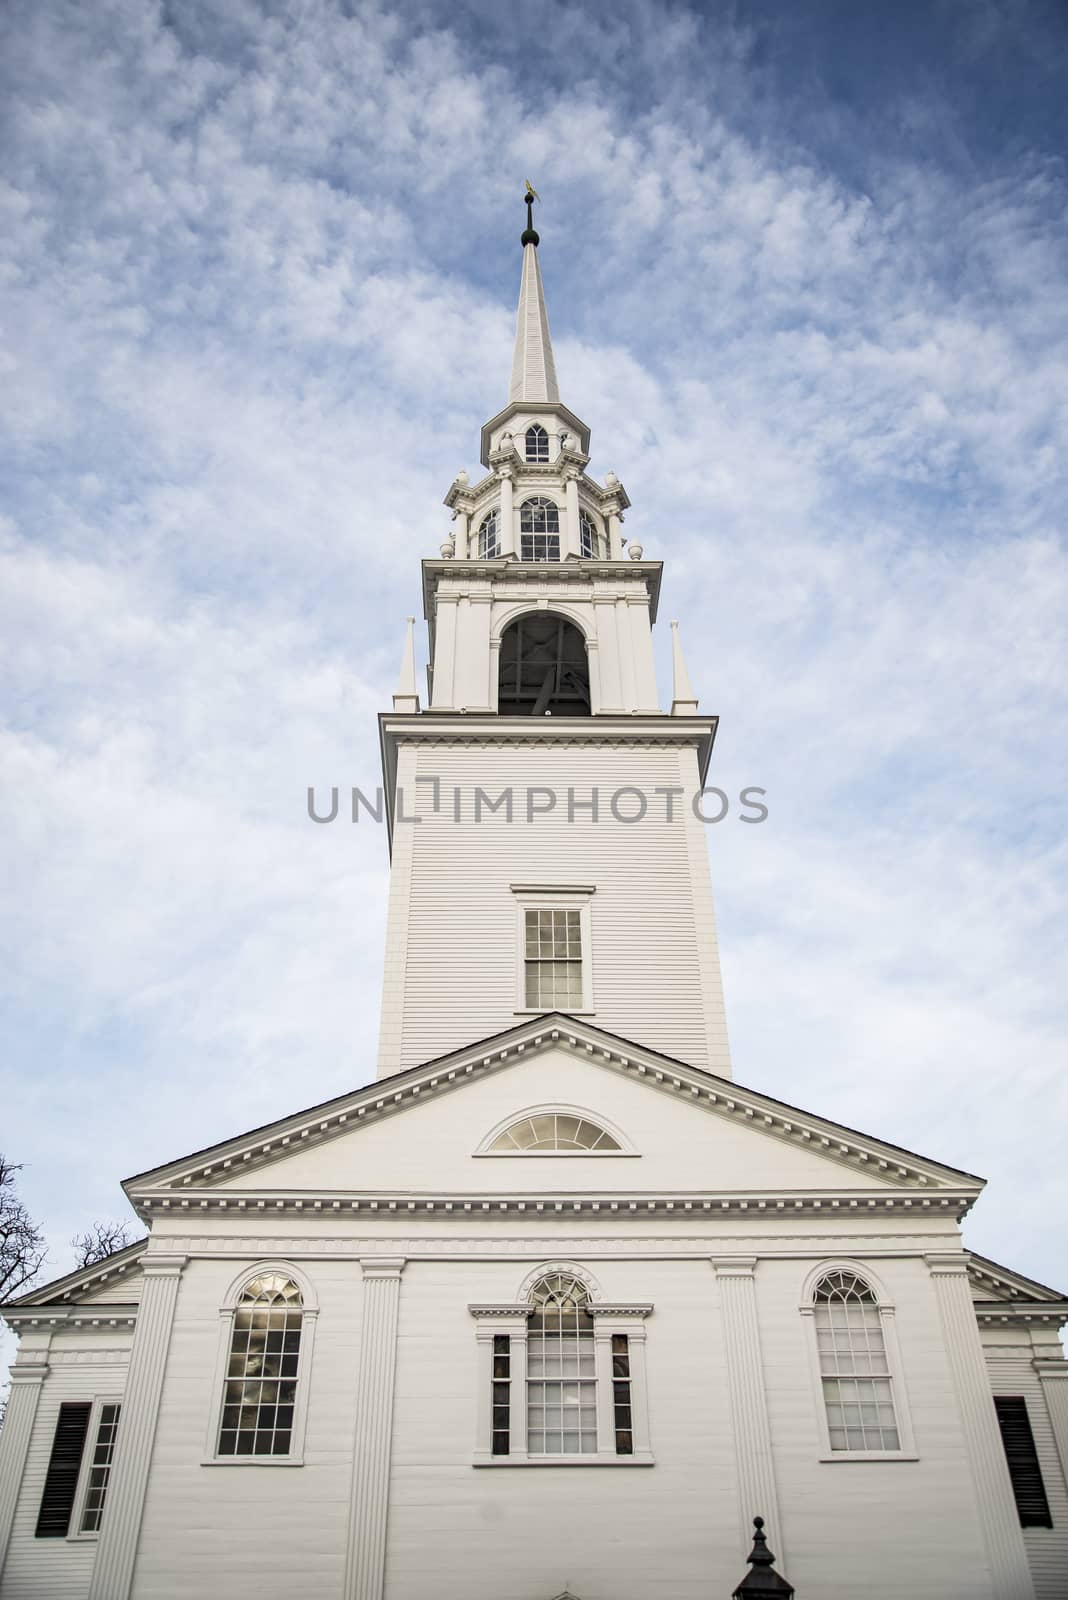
[974,1304,1068,1328]
[420,557,663,624]
[4,1237,148,1311]
[125,1019,983,1210]
[2,1304,139,1331]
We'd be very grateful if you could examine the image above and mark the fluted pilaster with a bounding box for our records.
[0,1353,50,1577]
[87,1254,185,1600]
[712,1258,784,1564]
[345,1258,405,1600]
[1034,1360,1068,1489]
[926,1254,1036,1600]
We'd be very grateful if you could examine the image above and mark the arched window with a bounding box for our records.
[217,1273,303,1457]
[527,1275,598,1455]
[476,509,500,559]
[813,1270,900,1452]
[498,613,590,715]
[525,424,549,462]
[579,510,601,559]
[520,498,560,562]
[486,1112,621,1153]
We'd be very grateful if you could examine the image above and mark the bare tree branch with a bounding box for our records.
[0,1157,47,1304]
[70,1220,139,1270]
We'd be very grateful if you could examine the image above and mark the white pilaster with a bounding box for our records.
[615,596,637,710]
[712,1258,784,1564]
[344,1257,405,1600]
[1033,1360,1068,1500]
[563,471,581,560]
[594,1326,615,1454]
[498,470,515,557]
[429,594,458,709]
[607,508,624,559]
[0,1344,50,1579]
[926,1254,1036,1600]
[87,1253,185,1600]
[453,508,470,560]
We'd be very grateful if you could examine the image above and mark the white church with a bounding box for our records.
[1,199,1065,1600]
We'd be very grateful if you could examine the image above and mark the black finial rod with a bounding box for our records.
[521,185,540,247]
[731,1517,795,1598]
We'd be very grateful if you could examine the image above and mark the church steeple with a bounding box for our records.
[509,193,560,405]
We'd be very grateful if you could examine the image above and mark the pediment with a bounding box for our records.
[121,1016,983,1221]
[3,1238,146,1320]
[968,1251,1068,1306]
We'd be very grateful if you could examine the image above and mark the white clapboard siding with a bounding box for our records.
[379,741,731,1077]
[984,1345,1068,1599]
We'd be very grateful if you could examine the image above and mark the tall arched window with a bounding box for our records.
[520,498,560,562]
[217,1273,303,1457]
[579,510,601,559]
[525,424,549,462]
[813,1270,900,1452]
[476,509,500,559]
[527,1274,597,1455]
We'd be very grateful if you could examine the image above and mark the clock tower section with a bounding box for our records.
[377,201,731,1081]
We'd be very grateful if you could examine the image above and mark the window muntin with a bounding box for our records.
[525,424,549,462]
[612,1336,634,1454]
[488,1113,620,1153]
[476,509,500,559]
[79,1404,121,1534]
[524,907,582,1008]
[217,1273,303,1458]
[492,1335,511,1456]
[520,498,560,562]
[814,1270,900,1452]
[579,510,601,559]
[526,1275,597,1456]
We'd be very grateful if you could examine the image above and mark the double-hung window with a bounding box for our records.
[35,1397,122,1540]
[205,1263,318,1466]
[802,1265,915,1460]
[512,886,594,1014]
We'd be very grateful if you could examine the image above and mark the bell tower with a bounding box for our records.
[377,198,731,1081]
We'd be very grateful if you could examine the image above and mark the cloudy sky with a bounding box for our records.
[2,0,1066,1330]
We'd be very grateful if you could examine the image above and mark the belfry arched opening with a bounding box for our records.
[498,613,590,715]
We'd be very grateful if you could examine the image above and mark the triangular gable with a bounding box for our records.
[968,1251,1068,1308]
[2,1237,147,1317]
[122,1015,983,1218]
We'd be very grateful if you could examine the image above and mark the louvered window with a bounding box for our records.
[994,1396,1053,1527]
[35,1402,92,1537]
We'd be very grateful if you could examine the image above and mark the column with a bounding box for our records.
[1034,1360,1068,1490]
[712,1259,784,1564]
[926,1254,1036,1600]
[498,470,515,558]
[429,593,458,709]
[607,509,624,559]
[0,1342,50,1578]
[592,597,622,711]
[615,596,637,711]
[453,509,469,560]
[344,1258,405,1600]
[563,471,581,560]
[88,1253,185,1600]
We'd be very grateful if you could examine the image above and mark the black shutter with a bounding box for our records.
[994,1395,1053,1528]
[35,1402,92,1538]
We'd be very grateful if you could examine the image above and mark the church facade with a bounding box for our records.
[1,205,1066,1600]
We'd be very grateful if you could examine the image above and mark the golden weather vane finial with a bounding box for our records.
[524,178,541,201]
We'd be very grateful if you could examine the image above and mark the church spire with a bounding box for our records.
[509,188,560,405]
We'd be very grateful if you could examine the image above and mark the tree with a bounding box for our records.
[70,1220,138,1269]
[0,1156,46,1304]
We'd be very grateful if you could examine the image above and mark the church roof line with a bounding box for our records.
[120,1013,984,1202]
[967,1250,1068,1307]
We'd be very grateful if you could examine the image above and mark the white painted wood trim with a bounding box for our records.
[1033,1360,1068,1493]
[926,1253,1037,1600]
[0,1350,50,1579]
[68,1393,124,1541]
[712,1257,785,1565]
[86,1253,186,1600]
[344,1258,406,1600]
[511,885,596,1014]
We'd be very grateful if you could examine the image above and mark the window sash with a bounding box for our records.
[78,1403,121,1534]
[524,908,582,1008]
[217,1286,303,1458]
[814,1284,900,1452]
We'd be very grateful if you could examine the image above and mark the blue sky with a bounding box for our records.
[1,0,1066,1333]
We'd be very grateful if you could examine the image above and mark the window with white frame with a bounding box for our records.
[476,509,500,559]
[469,1267,653,1465]
[512,886,594,1013]
[813,1269,900,1452]
[486,1112,621,1153]
[217,1273,303,1458]
[579,510,601,559]
[520,497,560,561]
[525,424,549,462]
[78,1403,121,1533]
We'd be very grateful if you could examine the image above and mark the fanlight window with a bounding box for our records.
[527,1275,597,1455]
[520,497,560,562]
[813,1270,900,1452]
[488,1113,621,1153]
[525,424,549,462]
[218,1274,303,1457]
[477,509,500,559]
[579,510,601,559]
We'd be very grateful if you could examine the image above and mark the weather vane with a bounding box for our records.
[522,179,541,247]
